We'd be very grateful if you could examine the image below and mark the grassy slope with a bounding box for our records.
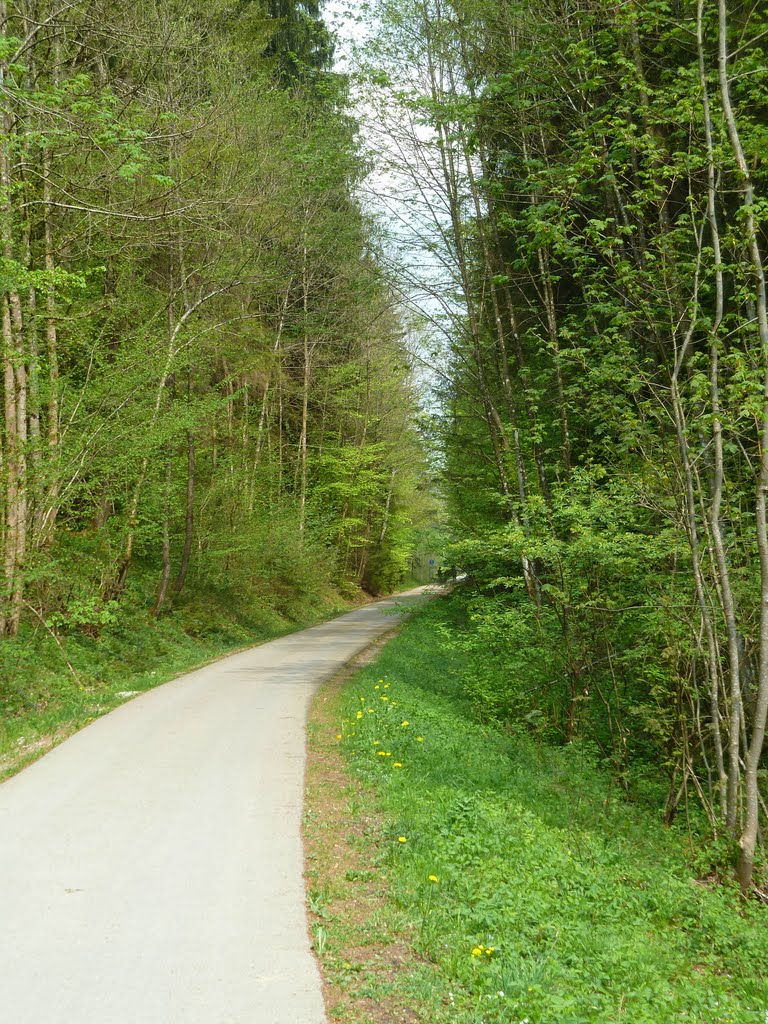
[0,575,354,780]
[329,597,768,1024]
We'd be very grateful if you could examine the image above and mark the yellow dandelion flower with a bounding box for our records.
[367,708,374,714]
[401,721,409,727]
[428,875,438,883]
[398,836,407,843]
[471,946,484,957]
[391,701,398,707]
[336,734,342,740]
[377,751,387,756]
[374,685,380,690]
[393,762,403,768]
[385,752,392,757]
[373,740,380,745]
[356,711,363,719]
[417,737,424,742]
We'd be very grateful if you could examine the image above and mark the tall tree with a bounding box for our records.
[364,0,768,891]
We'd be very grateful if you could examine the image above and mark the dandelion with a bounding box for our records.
[391,701,398,707]
[356,711,363,719]
[393,762,403,768]
[398,836,407,843]
[336,734,342,740]
[380,695,389,702]
[485,947,495,955]
[367,708,374,714]
[471,946,484,957]
[373,740,380,745]
[417,736,424,742]
[384,683,390,689]
[428,874,438,883]
[401,721,409,727]
[384,752,392,757]
[377,751,387,756]
[374,685,380,690]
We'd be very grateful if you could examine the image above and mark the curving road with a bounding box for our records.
[0,588,428,1024]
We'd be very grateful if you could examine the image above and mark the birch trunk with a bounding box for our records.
[697,0,733,826]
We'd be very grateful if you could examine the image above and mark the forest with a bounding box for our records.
[3,0,768,901]
[0,0,430,750]
[359,0,768,893]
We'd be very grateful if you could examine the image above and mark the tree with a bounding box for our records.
[264,0,334,86]
[363,0,768,890]
[0,0,426,700]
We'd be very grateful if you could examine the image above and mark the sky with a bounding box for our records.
[323,1,372,69]
[321,0,455,399]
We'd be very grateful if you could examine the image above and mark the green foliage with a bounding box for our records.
[0,0,429,725]
[365,0,768,865]
[46,598,119,634]
[442,469,687,791]
[264,0,335,87]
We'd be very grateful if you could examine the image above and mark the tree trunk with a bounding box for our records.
[697,0,732,827]
[152,449,173,617]
[172,429,195,600]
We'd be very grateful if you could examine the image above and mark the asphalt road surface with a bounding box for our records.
[0,588,429,1023]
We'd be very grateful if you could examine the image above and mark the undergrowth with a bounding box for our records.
[335,597,768,1024]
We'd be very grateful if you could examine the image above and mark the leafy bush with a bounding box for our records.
[445,470,691,793]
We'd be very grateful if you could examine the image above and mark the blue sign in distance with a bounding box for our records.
[429,559,435,565]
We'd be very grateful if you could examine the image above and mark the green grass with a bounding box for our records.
[0,575,352,779]
[335,597,768,1024]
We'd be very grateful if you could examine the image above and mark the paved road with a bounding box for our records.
[0,588,429,1024]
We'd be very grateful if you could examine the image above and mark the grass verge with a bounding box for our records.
[305,595,768,1024]
[305,628,444,1024]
